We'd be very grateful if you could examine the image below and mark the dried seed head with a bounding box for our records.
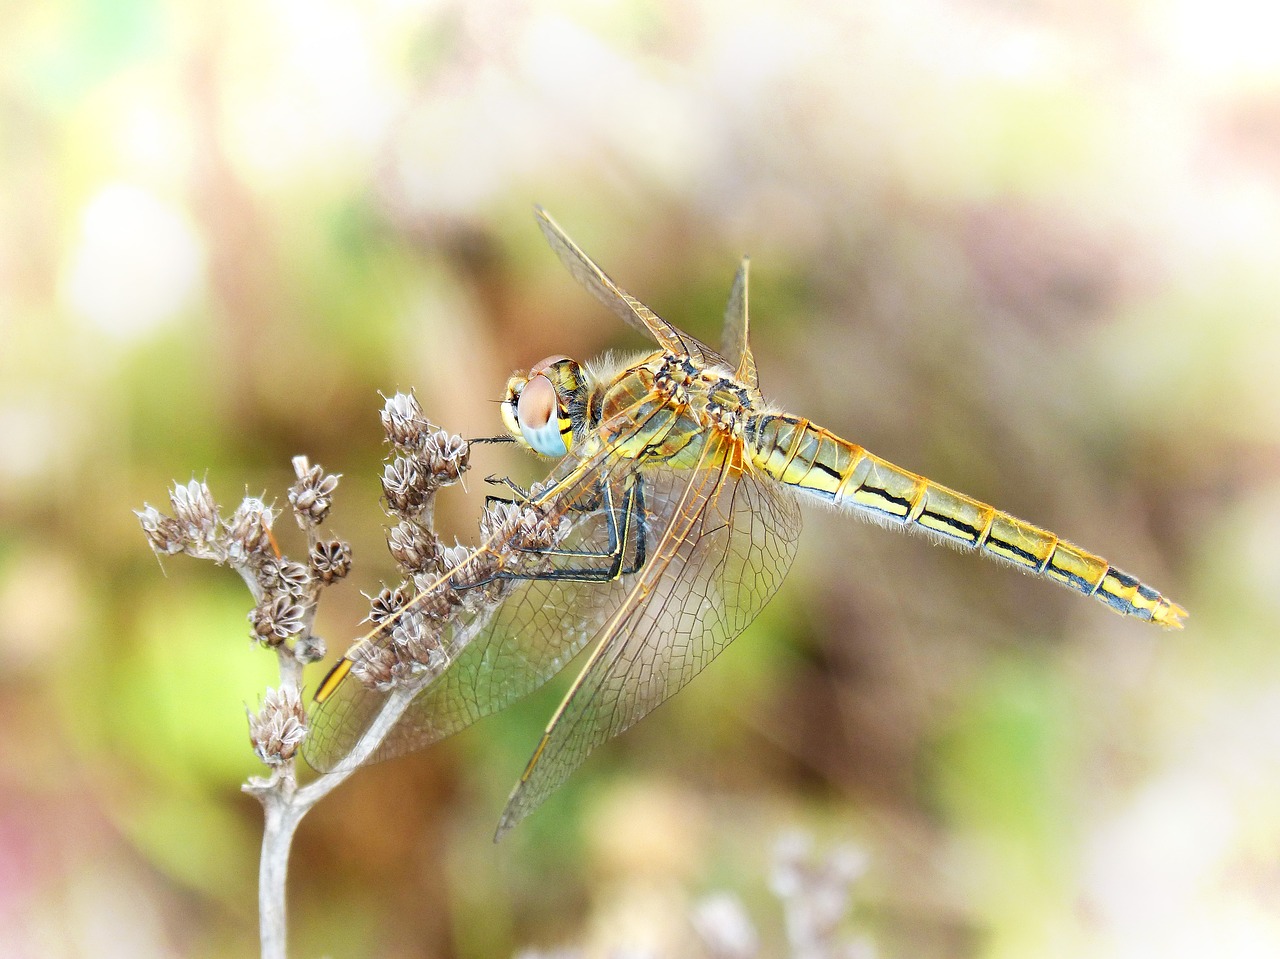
[410,572,464,616]
[403,633,446,673]
[479,501,518,541]
[420,430,470,484]
[247,686,307,765]
[365,584,411,625]
[135,504,188,555]
[381,392,433,448]
[347,605,446,690]
[381,456,427,514]
[389,608,426,651]
[437,543,473,575]
[276,559,312,595]
[289,463,340,526]
[309,539,352,584]
[349,641,396,688]
[438,542,499,590]
[255,557,310,598]
[256,559,282,594]
[169,479,219,546]
[225,497,276,564]
[480,501,565,552]
[386,520,438,572]
[250,593,308,645]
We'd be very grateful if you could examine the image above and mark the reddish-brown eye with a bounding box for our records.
[517,374,557,429]
[529,354,570,376]
[514,374,569,457]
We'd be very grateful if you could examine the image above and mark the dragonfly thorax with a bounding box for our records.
[570,351,759,471]
[650,351,755,438]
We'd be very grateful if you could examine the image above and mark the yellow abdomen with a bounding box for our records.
[745,412,1186,628]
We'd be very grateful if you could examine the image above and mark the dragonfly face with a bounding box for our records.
[501,355,593,457]
[306,207,1187,839]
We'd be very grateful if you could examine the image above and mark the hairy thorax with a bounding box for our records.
[590,351,759,470]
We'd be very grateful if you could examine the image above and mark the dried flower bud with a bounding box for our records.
[439,542,498,589]
[169,479,219,545]
[350,641,396,688]
[420,430,470,483]
[387,520,438,572]
[225,497,276,564]
[309,539,352,584]
[250,593,308,645]
[437,544,473,575]
[381,456,426,514]
[410,573,464,616]
[389,608,425,651]
[365,584,411,625]
[135,504,187,555]
[381,392,433,448]
[289,463,340,526]
[276,559,311,595]
[247,687,307,765]
[480,501,564,552]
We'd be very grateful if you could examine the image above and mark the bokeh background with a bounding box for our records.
[3,0,1279,956]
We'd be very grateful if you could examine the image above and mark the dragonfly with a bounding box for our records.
[306,207,1187,837]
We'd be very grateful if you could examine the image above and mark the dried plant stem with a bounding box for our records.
[138,400,472,959]
[244,640,306,959]
[255,784,305,959]
[247,671,430,957]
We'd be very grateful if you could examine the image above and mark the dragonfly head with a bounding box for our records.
[502,355,588,458]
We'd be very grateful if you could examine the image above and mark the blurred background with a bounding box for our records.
[2,0,1278,956]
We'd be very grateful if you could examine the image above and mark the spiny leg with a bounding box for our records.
[514,476,645,581]
[483,473,606,513]
[461,476,647,589]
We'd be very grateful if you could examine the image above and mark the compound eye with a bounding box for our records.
[529,354,570,376]
[516,374,568,457]
[517,374,554,429]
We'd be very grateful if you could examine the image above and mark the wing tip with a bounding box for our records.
[493,791,531,842]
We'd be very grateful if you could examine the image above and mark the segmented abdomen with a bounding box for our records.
[744,413,1186,628]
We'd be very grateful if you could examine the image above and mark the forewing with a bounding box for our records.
[721,256,758,389]
[535,206,724,367]
[495,438,803,836]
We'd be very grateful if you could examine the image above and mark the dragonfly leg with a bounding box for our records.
[482,475,530,513]
[472,477,647,586]
[484,473,605,512]
[528,477,645,570]
[484,474,530,502]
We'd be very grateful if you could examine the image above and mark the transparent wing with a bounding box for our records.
[305,397,679,774]
[535,206,727,368]
[721,256,758,390]
[496,436,803,837]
